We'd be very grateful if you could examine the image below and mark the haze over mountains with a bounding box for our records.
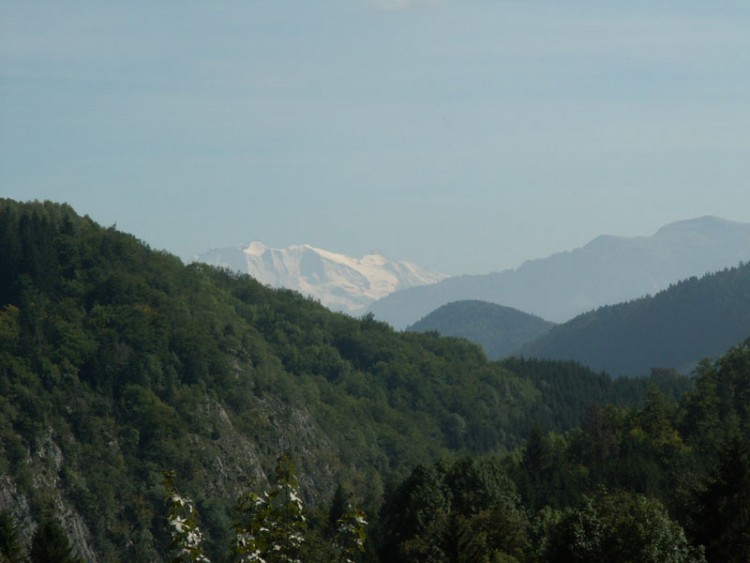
[196,241,447,315]
[407,300,555,360]
[368,216,750,329]
[518,260,750,376]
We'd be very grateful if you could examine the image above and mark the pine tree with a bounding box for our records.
[687,436,750,562]
[29,517,81,563]
[0,511,24,563]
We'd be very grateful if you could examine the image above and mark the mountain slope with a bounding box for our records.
[0,199,699,560]
[0,199,545,560]
[407,300,555,360]
[368,216,750,328]
[196,241,447,315]
[518,261,750,376]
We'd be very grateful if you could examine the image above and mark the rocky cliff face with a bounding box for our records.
[0,390,339,562]
[0,431,98,561]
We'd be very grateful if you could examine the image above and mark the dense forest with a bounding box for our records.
[0,199,748,561]
[519,261,750,376]
[381,343,750,561]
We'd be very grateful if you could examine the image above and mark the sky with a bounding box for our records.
[2,1,750,275]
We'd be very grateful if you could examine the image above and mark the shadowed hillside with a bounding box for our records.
[407,300,555,360]
[518,261,750,376]
[369,217,750,329]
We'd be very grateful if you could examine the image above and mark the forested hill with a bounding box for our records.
[382,341,750,562]
[407,300,555,360]
[0,199,693,561]
[518,261,750,376]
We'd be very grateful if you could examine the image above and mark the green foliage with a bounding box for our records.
[3,199,749,561]
[235,455,307,563]
[29,517,82,563]
[546,490,703,563]
[379,457,529,562]
[163,471,211,563]
[165,457,368,563]
[502,341,750,560]
[681,341,750,459]
[0,511,25,563]
[514,427,585,512]
[683,436,750,562]
[520,263,750,376]
[500,357,693,433]
[332,506,367,563]
[0,199,533,557]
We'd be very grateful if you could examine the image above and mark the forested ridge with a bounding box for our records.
[0,199,747,561]
[407,300,554,360]
[519,260,750,376]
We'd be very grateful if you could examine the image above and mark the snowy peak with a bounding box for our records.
[195,242,447,315]
[245,241,268,256]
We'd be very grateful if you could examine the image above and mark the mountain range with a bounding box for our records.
[195,242,447,315]
[368,216,750,329]
[408,260,750,377]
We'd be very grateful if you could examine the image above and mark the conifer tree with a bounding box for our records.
[29,517,81,563]
[687,436,750,562]
[0,511,24,563]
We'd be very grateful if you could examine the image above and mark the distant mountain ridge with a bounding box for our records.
[407,300,555,360]
[518,261,750,376]
[196,242,447,314]
[368,216,750,329]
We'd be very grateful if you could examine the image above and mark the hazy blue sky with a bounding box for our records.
[3,1,750,274]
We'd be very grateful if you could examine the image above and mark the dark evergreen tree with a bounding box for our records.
[686,436,750,562]
[378,457,529,562]
[377,463,450,561]
[327,483,349,537]
[29,518,81,563]
[0,511,25,563]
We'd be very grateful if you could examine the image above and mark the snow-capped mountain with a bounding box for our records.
[195,242,448,315]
